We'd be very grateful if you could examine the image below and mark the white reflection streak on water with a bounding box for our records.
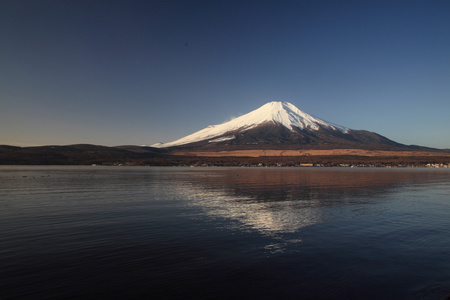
[171,178,321,236]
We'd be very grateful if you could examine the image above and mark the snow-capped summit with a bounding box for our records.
[152,101,348,148]
[240,101,348,133]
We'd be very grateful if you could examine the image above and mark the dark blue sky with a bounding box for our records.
[1,0,450,148]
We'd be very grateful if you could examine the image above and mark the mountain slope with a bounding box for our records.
[152,101,415,151]
[153,101,348,148]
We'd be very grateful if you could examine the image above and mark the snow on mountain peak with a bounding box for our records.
[152,101,348,148]
[258,101,347,132]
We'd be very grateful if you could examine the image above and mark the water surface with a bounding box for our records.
[1,166,449,299]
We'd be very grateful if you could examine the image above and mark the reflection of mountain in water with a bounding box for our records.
[169,168,447,235]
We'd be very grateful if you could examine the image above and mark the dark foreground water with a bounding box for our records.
[1,166,450,299]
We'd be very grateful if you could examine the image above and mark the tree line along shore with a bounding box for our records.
[1,144,449,167]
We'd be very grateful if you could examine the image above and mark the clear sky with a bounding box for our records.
[1,0,450,148]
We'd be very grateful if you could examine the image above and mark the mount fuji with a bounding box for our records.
[152,101,409,151]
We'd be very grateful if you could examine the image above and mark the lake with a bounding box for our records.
[1,166,450,299]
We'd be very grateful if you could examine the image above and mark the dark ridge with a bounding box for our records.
[114,145,168,154]
[0,145,22,152]
[0,144,168,165]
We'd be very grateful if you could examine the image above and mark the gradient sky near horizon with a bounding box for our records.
[1,0,450,148]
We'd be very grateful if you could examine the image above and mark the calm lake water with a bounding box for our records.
[1,166,450,299]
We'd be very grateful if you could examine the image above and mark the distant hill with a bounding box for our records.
[0,144,166,165]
